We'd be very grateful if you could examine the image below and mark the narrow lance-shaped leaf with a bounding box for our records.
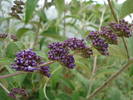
[55,0,65,15]
[25,0,38,23]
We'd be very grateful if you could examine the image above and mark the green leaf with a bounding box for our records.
[72,91,80,100]
[0,17,11,22]
[0,58,13,65]
[56,93,71,100]
[42,26,59,35]
[6,42,19,58]
[41,25,64,39]
[55,0,65,14]
[25,0,38,23]
[129,65,133,76]
[107,87,122,100]
[0,88,12,100]
[39,38,45,50]
[120,0,133,18]
[16,28,30,38]
[37,10,47,23]
[61,78,75,90]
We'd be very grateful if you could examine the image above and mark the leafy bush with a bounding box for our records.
[0,0,133,100]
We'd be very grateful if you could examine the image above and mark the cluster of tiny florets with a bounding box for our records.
[64,38,93,58]
[87,31,100,40]
[48,42,75,69]
[11,49,51,77]
[87,31,109,55]
[60,55,75,69]
[92,38,109,55]
[87,19,132,55]
[0,33,8,39]
[48,38,93,69]
[64,38,86,50]
[48,42,69,61]
[8,88,27,99]
[9,0,24,20]
[40,65,51,77]
[100,26,118,44]
[109,20,132,37]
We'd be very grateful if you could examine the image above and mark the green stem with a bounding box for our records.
[43,66,62,100]
[107,0,118,22]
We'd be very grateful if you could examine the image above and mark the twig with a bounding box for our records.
[0,61,54,79]
[0,71,25,79]
[0,82,10,93]
[43,0,47,10]
[107,0,130,59]
[87,58,133,100]
[38,61,54,67]
[107,0,118,22]
[122,37,130,59]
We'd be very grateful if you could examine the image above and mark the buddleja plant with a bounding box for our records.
[0,0,133,100]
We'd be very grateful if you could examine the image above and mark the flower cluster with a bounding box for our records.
[87,31,109,55]
[10,34,18,41]
[48,38,93,69]
[11,49,51,77]
[64,38,86,50]
[64,38,93,58]
[87,19,132,55]
[92,38,109,55]
[87,31,100,40]
[48,42,75,69]
[80,47,93,58]
[109,20,132,37]
[8,88,27,99]
[60,55,75,69]
[100,26,118,44]
[9,0,24,20]
[48,42,69,60]
[0,33,8,39]
[39,64,51,77]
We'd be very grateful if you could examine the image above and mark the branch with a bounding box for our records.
[107,0,118,22]
[0,61,54,79]
[0,71,25,79]
[87,58,133,100]
[122,37,130,59]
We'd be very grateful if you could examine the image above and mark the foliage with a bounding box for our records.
[0,0,133,100]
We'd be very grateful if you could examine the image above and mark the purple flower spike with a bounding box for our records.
[8,88,27,99]
[109,19,132,37]
[87,31,100,40]
[60,55,75,69]
[64,38,86,50]
[92,38,109,56]
[8,92,16,99]
[48,42,76,69]
[11,49,51,78]
[100,26,118,44]
[12,49,41,72]
[40,63,51,77]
